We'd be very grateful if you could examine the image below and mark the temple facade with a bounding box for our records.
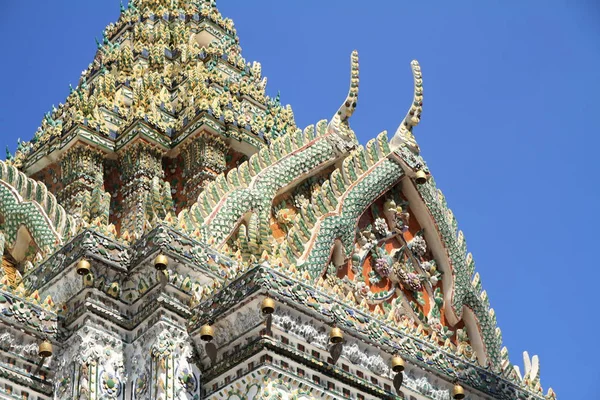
[0,1,555,399]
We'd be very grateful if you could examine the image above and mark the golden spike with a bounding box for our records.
[387,306,396,322]
[234,250,243,261]
[359,298,369,310]
[29,290,41,304]
[260,250,270,263]
[344,290,355,304]
[43,295,55,310]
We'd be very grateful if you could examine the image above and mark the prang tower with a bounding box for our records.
[0,1,555,399]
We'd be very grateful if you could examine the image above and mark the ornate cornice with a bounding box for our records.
[191,266,547,400]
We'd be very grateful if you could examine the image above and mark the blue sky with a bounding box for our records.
[1,1,598,398]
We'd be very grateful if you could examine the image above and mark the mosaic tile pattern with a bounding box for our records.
[0,1,555,399]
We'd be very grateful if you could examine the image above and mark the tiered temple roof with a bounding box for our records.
[10,0,295,170]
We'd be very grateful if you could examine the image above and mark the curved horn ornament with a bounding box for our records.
[327,50,360,144]
[390,60,423,153]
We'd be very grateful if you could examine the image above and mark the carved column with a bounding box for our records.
[59,144,110,224]
[118,141,174,239]
[128,323,200,400]
[180,132,227,205]
[54,327,125,400]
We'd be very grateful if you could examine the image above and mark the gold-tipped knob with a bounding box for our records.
[200,324,214,342]
[261,297,275,315]
[76,259,91,276]
[453,383,465,399]
[154,254,168,271]
[415,170,428,184]
[391,355,405,373]
[38,340,53,358]
[330,326,344,344]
